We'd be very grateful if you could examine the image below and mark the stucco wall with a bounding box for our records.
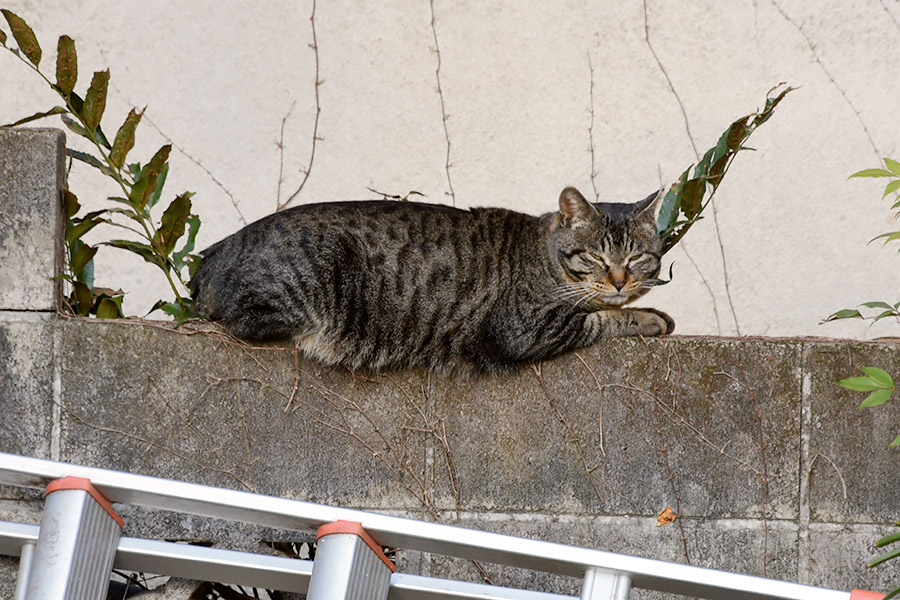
[0,130,899,598]
[1,1,899,339]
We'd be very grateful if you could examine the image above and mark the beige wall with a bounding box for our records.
[2,0,899,339]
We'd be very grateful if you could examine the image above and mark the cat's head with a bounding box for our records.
[551,186,664,309]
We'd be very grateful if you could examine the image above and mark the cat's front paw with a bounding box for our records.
[635,308,675,336]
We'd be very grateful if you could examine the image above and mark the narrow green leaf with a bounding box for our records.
[824,309,863,321]
[81,69,109,132]
[173,214,201,272]
[861,301,893,310]
[104,207,140,220]
[859,388,893,408]
[60,113,91,138]
[839,376,882,392]
[63,189,80,219]
[130,144,171,210]
[884,158,900,177]
[876,530,900,548]
[102,239,162,267]
[95,297,121,319]
[680,178,706,219]
[146,164,169,212]
[70,243,97,278]
[866,545,900,568]
[69,239,94,287]
[0,24,7,45]
[66,148,115,177]
[890,434,900,447]
[850,168,895,178]
[874,309,898,321]
[148,299,169,316]
[153,192,193,256]
[109,107,144,169]
[882,584,900,600]
[186,253,202,280]
[870,231,900,246]
[860,367,894,389]
[65,212,105,245]
[153,298,197,324]
[1,10,41,66]
[55,35,77,97]
[883,179,900,198]
[724,118,750,152]
[1,106,67,128]
[72,281,93,316]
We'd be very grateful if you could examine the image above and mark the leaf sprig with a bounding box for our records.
[656,84,793,255]
[1,9,201,321]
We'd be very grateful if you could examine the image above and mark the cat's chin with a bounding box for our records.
[601,294,631,307]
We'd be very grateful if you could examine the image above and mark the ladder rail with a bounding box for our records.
[0,452,851,600]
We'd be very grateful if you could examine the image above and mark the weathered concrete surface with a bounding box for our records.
[0,314,53,459]
[1,315,897,598]
[0,129,64,311]
[431,338,800,520]
[804,342,900,524]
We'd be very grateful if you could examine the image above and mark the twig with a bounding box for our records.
[276,100,296,208]
[804,452,848,503]
[279,0,322,211]
[270,345,302,429]
[587,53,600,202]
[140,113,248,225]
[63,407,254,491]
[429,0,456,206]
[531,363,605,502]
[573,352,605,456]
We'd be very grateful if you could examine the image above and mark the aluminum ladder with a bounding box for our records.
[0,452,885,600]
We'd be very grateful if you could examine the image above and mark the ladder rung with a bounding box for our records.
[0,521,574,600]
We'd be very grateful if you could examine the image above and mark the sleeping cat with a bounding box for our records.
[190,186,674,373]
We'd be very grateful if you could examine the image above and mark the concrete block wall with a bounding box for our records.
[1,128,898,597]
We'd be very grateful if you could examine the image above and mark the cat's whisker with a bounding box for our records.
[573,289,601,309]
[551,283,592,301]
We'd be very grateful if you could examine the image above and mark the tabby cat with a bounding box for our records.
[190,186,674,373]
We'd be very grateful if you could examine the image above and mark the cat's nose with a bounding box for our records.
[609,269,627,290]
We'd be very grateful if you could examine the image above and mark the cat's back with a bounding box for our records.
[200,200,475,259]
[189,200,535,347]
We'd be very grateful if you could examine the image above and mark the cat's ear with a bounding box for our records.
[558,187,597,229]
[634,188,664,219]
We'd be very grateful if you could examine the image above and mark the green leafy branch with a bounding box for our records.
[0,9,200,321]
[656,84,793,255]
[869,521,900,599]
[825,158,900,325]
[838,367,899,438]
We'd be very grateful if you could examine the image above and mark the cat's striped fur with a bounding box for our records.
[190,187,673,374]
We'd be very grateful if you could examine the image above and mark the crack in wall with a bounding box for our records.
[98,48,249,225]
[642,0,742,336]
[770,0,882,159]
[141,113,248,225]
[878,0,900,32]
